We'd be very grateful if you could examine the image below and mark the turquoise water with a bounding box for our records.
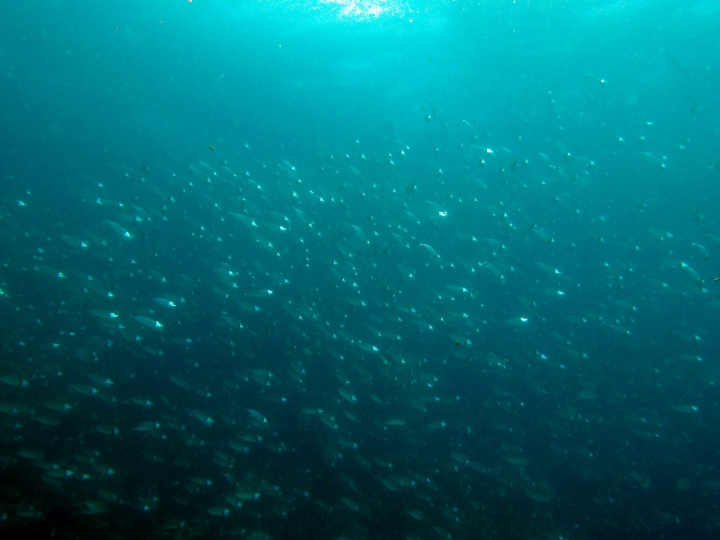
[1,1,719,538]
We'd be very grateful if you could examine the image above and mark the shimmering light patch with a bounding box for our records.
[319,0,405,21]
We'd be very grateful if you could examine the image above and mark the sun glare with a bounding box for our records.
[319,0,405,20]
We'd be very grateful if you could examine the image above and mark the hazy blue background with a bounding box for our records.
[3,1,718,178]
